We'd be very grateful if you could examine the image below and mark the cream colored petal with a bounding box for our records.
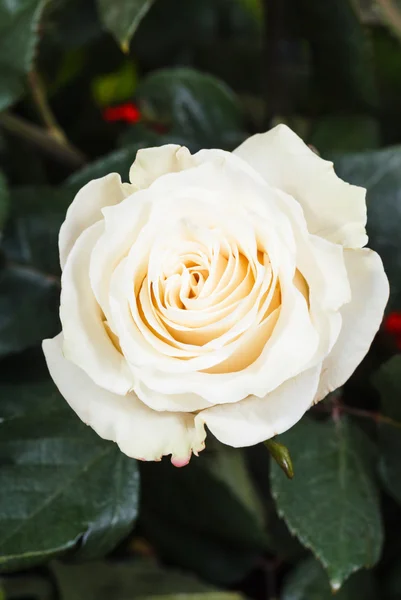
[129,145,193,190]
[43,334,206,465]
[133,379,212,412]
[59,174,131,269]
[196,365,321,447]
[134,264,319,405]
[89,192,151,324]
[234,124,368,248]
[60,222,133,396]
[315,248,389,402]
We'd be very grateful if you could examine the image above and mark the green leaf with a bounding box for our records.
[333,146,401,309]
[97,0,155,52]
[245,445,305,561]
[0,171,9,230]
[297,0,376,110]
[44,0,102,50]
[199,439,265,528]
[270,417,383,590]
[374,355,401,420]
[65,142,143,195]
[309,115,380,155]
[136,68,246,150]
[282,556,378,600]
[139,451,268,585]
[0,379,140,572]
[2,186,72,276]
[373,356,401,505]
[52,558,246,600]
[0,265,60,358]
[0,0,47,110]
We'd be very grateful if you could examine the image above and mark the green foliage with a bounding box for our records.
[297,0,377,110]
[282,556,378,600]
[270,417,383,590]
[0,171,9,229]
[334,146,401,309]
[1,1,401,598]
[139,447,268,585]
[0,0,47,110]
[373,357,401,506]
[136,68,246,150]
[3,186,71,275]
[309,115,381,154]
[0,379,140,572]
[52,559,245,600]
[65,143,144,193]
[0,265,60,357]
[97,0,156,52]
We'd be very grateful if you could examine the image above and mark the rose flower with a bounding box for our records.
[43,125,389,466]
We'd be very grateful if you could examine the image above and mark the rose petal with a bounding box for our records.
[315,248,389,402]
[234,124,368,248]
[129,145,193,190]
[60,222,133,395]
[196,364,321,446]
[59,174,132,269]
[43,334,206,463]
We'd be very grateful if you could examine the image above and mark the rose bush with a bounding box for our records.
[43,124,389,466]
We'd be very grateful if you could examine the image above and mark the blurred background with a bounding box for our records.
[2,0,401,599]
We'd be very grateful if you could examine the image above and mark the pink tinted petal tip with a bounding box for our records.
[171,455,191,468]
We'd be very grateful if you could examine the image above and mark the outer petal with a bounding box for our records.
[315,249,389,402]
[60,221,133,396]
[129,145,193,191]
[234,124,368,248]
[196,365,321,446]
[43,334,206,465]
[59,173,131,269]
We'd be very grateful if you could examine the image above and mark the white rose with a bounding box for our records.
[43,124,389,466]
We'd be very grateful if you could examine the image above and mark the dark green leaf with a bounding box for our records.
[0,0,47,110]
[373,356,401,505]
[200,439,265,527]
[52,558,245,600]
[334,146,401,309]
[297,0,376,110]
[309,115,380,155]
[0,171,9,230]
[282,556,378,600]
[270,417,383,590]
[0,379,140,572]
[2,186,72,276]
[65,142,143,195]
[245,444,305,561]
[97,0,155,51]
[139,449,268,585]
[44,0,102,50]
[136,68,246,151]
[373,355,401,421]
[0,265,60,358]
